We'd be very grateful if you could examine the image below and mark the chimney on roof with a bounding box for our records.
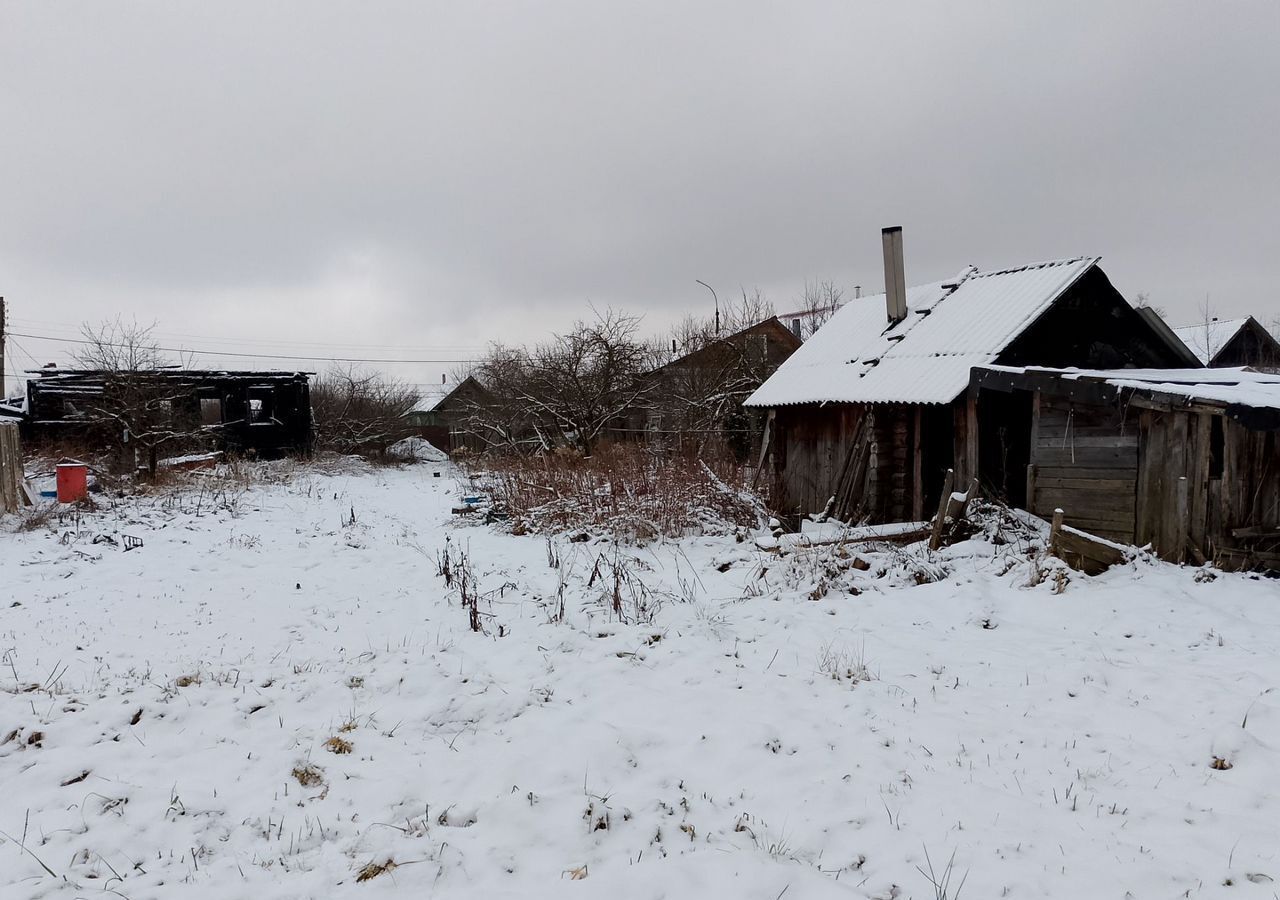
[881,226,907,324]
[789,318,802,339]
[854,285,862,299]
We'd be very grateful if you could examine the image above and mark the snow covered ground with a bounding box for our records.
[3,461,1280,899]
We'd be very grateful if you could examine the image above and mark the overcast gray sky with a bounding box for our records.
[2,1,1278,388]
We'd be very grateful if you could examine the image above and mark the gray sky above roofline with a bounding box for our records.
[2,1,1277,390]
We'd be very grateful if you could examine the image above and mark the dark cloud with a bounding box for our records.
[2,1,1277,384]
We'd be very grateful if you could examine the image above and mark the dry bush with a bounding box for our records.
[468,443,766,541]
[310,366,419,460]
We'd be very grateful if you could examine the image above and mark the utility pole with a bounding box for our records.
[0,296,6,398]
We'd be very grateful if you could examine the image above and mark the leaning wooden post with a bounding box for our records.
[954,476,980,520]
[928,467,955,551]
[1048,507,1064,556]
[1025,463,1037,513]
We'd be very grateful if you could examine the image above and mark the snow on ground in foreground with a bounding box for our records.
[2,464,1280,899]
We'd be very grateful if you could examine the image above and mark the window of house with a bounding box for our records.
[248,388,274,424]
[200,397,223,426]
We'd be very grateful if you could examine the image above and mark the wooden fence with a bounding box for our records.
[0,422,23,513]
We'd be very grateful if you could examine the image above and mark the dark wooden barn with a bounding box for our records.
[23,368,313,458]
[973,366,1280,570]
[1173,316,1280,371]
[745,229,1199,525]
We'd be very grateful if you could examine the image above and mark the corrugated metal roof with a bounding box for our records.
[1170,318,1250,365]
[745,256,1097,407]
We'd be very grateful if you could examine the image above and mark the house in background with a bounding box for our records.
[745,227,1199,525]
[616,316,802,457]
[402,375,489,452]
[1172,316,1280,370]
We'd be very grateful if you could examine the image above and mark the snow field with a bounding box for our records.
[2,464,1280,898]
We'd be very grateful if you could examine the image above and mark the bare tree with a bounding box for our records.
[72,318,198,476]
[791,279,845,340]
[1133,291,1167,317]
[465,310,655,455]
[310,365,420,458]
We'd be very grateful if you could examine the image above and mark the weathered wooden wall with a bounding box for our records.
[1026,392,1280,566]
[774,398,967,524]
[1027,394,1139,543]
[1135,409,1202,559]
[774,404,868,518]
[0,422,23,514]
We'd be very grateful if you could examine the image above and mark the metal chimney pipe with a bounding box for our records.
[881,227,907,324]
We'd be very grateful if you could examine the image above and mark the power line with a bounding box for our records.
[7,317,485,353]
[10,331,477,365]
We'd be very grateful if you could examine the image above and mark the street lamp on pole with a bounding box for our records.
[696,279,720,335]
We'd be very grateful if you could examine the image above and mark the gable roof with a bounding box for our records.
[745,256,1097,407]
[405,376,479,416]
[650,316,802,376]
[1171,317,1270,365]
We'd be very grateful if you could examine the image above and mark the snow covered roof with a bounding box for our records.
[1171,318,1251,365]
[980,365,1280,412]
[406,383,459,415]
[745,257,1098,407]
[406,377,481,416]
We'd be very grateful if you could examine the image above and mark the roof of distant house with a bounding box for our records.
[405,376,480,416]
[746,257,1099,407]
[1171,317,1259,365]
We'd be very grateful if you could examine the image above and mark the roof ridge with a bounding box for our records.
[966,255,1097,280]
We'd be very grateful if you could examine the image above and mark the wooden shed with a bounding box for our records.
[973,366,1280,570]
[745,229,1197,525]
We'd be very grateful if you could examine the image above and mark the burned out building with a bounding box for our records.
[23,368,313,459]
[745,228,1199,525]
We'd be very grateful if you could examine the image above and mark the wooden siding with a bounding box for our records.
[1028,395,1139,543]
[773,398,964,524]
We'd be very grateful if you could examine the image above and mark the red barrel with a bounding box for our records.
[56,463,88,503]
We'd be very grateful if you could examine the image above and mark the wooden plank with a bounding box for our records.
[1135,409,1158,547]
[1033,464,1137,481]
[1033,476,1138,493]
[1054,526,1130,574]
[1032,447,1138,468]
[1173,476,1190,565]
[1025,463,1037,512]
[1034,433,1140,447]
[1188,413,1210,554]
